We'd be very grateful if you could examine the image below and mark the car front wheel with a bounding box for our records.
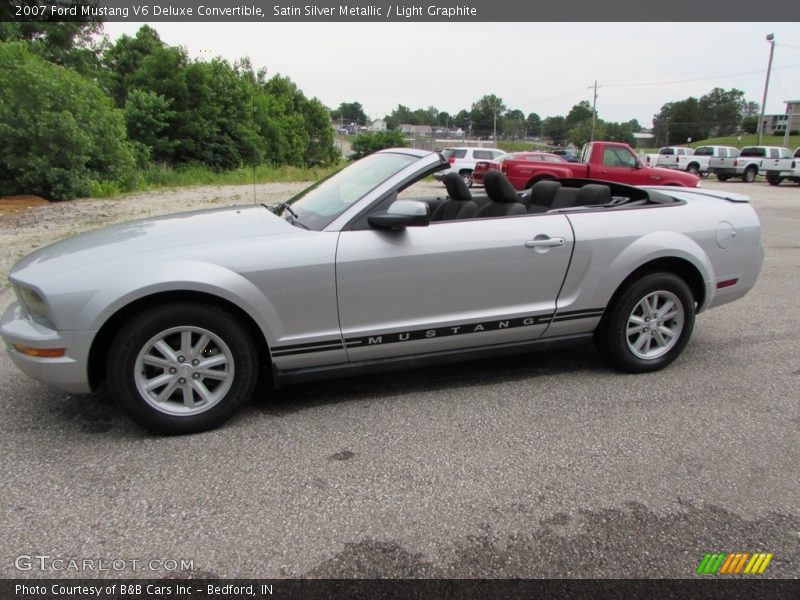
[743,167,757,183]
[459,170,474,188]
[599,273,695,373]
[107,303,259,434]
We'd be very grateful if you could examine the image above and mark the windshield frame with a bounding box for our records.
[275,151,421,231]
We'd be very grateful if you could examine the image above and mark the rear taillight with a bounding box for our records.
[448,157,456,164]
[734,159,738,167]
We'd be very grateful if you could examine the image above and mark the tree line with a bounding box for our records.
[0,17,338,200]
[333,86,760,150]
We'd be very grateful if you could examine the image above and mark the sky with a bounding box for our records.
[101,22,800,127]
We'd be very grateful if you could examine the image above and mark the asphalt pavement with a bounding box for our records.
[1,179,798,579]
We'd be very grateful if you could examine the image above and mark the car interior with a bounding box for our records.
[404,171,679,225]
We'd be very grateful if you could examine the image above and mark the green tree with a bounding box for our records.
[699,88,746,136]
[542,116,566,146]
[330,101,368,126]
[0,42,135,200]
[124,89,175,164]
[741,115,759,135]
[350,130,406,160]
[502,109,526,139]
[102,25,164,106]
[567,119,605,147]
[470,94,506,137]
[0,1,104,77]
[564,101,594,131]
[526,112,542,137]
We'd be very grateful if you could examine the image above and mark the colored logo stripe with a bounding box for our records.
[697,552,773,574]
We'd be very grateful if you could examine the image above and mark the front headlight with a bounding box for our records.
[15,285,54,328]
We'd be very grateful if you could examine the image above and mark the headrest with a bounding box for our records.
[576,184,611,206]
[443,172,472,201]
[529,180,561,204]
[483,171,520,203]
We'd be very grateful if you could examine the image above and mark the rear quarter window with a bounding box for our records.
[740,147,766,158]
[443,149,467,159]
[473,150,494,160]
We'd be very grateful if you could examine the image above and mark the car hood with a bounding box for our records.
[11,204,295,281]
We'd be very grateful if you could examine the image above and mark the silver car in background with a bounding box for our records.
[1,148,762,434]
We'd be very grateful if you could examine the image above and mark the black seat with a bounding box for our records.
[550,187,580,210]
[550,183,611,210]
[431,172,479,221]
[575,184,611,206]
[525,180,561,213]
[476,171,527,218]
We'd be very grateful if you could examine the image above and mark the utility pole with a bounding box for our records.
[783,102,793,148]
[591,80,598,141]
[757,33,775,146]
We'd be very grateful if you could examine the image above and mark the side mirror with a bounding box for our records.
[634,160,644,169]
[368,200,431,229]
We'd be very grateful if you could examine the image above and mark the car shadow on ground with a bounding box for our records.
[259,343,610,418]
[36,343,609,436]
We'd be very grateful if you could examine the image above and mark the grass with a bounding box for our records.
[688,134,799,150]
[89,162,344,199]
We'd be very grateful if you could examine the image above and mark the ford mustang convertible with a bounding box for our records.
[1,149,763,434]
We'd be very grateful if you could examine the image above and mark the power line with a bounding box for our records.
[604,62,800,89]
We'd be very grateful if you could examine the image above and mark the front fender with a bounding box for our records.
[80,260,281,345]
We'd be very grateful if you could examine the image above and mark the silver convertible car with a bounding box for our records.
[1,149,762,434]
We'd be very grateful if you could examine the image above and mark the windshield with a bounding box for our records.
[278,152,418,230]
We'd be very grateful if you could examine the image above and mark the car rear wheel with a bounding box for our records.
[716,174,729,182]
[766,175,782,186]
[743,167,757,183]
[459,170,473,188]
[599,273,695,373]
[107,303,259,434]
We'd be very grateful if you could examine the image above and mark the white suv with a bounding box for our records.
[434,147,506,187]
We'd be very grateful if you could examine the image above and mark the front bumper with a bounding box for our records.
[0,302,95,394]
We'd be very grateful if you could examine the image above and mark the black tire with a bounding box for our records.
[716,174,729,182]
[766,175,782,186]
[598,273,695,373]
[107,303,259,434]
[743,166,757,183]
[459,170,474,188]
[687,164,700,176]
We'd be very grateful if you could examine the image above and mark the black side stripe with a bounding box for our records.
[272,341,344,357]
[271,309,605,357]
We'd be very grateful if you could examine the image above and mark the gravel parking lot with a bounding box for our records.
[0,179,798,579]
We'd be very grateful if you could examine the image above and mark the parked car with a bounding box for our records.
[433,147,506,187]
[763,147,800,186]
[501,141,701,190]
[708,146,793,182]
[472,152,566,185]
[1,148,762,434]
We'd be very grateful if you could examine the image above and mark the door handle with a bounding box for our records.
[525,237,565,248]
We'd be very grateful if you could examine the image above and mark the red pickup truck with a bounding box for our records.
[501,141,701,189]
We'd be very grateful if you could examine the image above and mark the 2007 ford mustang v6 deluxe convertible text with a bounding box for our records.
[1,149,762,434]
